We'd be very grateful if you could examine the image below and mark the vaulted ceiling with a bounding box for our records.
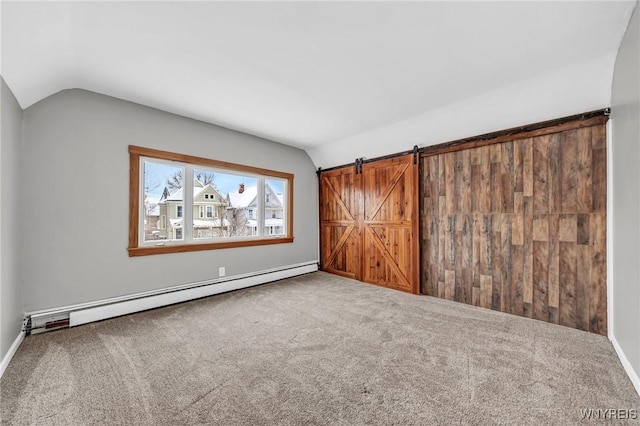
[2,1,636,168]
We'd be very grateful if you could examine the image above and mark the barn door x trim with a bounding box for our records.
[319,154,420,294]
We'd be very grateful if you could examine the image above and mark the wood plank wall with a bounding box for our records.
[420,123,607,334]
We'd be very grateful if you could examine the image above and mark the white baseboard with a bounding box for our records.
[0,331,25,379]
[611,335,640,397]
[68,261,317,327]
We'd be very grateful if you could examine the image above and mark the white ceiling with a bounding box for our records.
[1,1,636,168]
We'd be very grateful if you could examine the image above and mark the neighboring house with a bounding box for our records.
[143,203,161,240]
[226,183,284,237]
[156,179,229,240]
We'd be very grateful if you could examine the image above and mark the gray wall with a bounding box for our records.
[21,89,318,312]
[1,77,24,359]
[611,3,640,380]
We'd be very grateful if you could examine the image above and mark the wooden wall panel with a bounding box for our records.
[420,123,607,335]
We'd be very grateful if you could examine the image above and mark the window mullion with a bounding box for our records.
[139,157,146,244]
[257,177,265,237]
[184,164,194,242]
[281,183,287,236]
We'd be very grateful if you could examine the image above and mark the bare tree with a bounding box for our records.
[196,171,216,188]
[167,170,184,191]
[200,206,252,239]
[223,208,253,237]
[167,170,216,191]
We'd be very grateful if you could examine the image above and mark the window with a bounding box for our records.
[139,160,183,243]
[129,146,293,256]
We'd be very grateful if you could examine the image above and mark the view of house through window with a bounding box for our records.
[265,179,286,236]
[142,161,184,242]
[139,156,289,246]
[192,169,259,240]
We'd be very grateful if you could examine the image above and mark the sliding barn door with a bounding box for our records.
[320,155,419,294]
[421,122,607,334]
[361,155,420,293]
[319,166,362,280]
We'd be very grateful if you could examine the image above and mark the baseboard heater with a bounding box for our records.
[25,261,318,335]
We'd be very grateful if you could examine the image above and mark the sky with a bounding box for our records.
[143,160,284,204]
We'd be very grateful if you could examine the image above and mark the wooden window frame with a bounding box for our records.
[128,145,294,257]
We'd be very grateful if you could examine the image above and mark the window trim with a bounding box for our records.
[129,145,294,257]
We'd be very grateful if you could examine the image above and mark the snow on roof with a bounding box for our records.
[193,219,230,228]
[245,218,283,227]
[164,180,222,202]
[227,186,257,208]
[170,218,230,228]
[164,181,278,207]
[166,187,184,201]
[226,183,284,208]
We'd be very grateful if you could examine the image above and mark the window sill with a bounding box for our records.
[128,237,294,257]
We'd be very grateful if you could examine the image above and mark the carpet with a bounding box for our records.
[2,272,638,425]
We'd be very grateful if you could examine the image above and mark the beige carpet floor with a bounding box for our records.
[1,271,639,425]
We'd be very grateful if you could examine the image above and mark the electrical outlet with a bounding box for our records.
[219,267,226,277]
